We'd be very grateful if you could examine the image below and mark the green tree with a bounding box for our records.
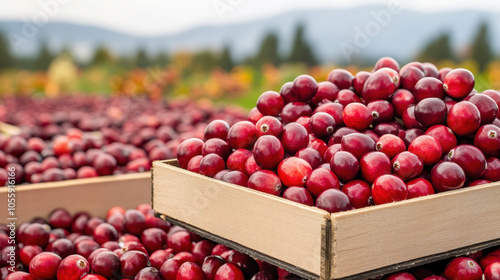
[470,22,493,72]
[288,25,317,66]
[89,45,114,66]
[193,50,217,72]
[219,45,234,71]
[255,32,280,66]
[34,41,54,70]
[417,33,455,63]
[154,51,169,67]
[135,47,150,68]
[0,32,14,70]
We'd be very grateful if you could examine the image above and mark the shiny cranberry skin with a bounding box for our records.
[391,89,416,118]
[291,75,318,102]
[444,257,482,280]
[255,116,283,138]
[386,272,417,280]
[402,106,421,129]
[247,108,264,124]
[226,251,259,279]
[199,154,226,178]
[484,157,500,181]
[414,98,447,129]
[29,252,62,280]
[19,245,43,266]
[93,223,118,245]
[74,239,99,260]
[280,102,312,124]
[160,258,182,280]
[252,135,284,170]
[314,102,345,128]
[483,90,500,118]
[374,57,399,72]
[474,124,500,157]
[322,144,341,164]
[24,223,50,248]
[204,120,230,141]
[341,180,371,208]
[124,209,146,237]
[400,66,425,92]
[277,157,312,187]
[360,151,391,184]
[372,174,408,205]
[352,71,371,94]
[190,240,215,265]
[281,122,309,154]
[309,112,336,137]
[134,267,162,280]
[446,145,486,179]
[47,238,74,258]
[312,81,340,105]
[375,134,405,159]
[296,116,311,133]
[176,138,204,169]
[413,77,445,102]
[431,161,466,192]
[362,68,396,102]
[202,139,231,160]
[48,208,72,230]
[5,272,32,280]
[140,228,167,254]
[315,188,351,213]
[149,249,173,269]
[485,262,500,280]
[202,255,226,280]
[56,254,90,280]
[227,149,252,175]
[447,101,481,136]
[306,168,340,197]
[296,148,322,169]
[367,100,394,125]
[167,231,191,254]
[407,178,435,198]
[215,263,245,280]
[256,90,284,116]
[408,135,442,166]
[342,103,373,131]
[187,155,203,173]
[340,133,376,160]
[337,89,362,106]
[221,171,248,187]
[392,151,423,181]
[425,125,457,154]
[244,156,261,176]
[443,69,475,99]
[120,250,150,279]
[227,121,258,149]
[283,187,314,206]
[468,94,499,125]
[328,69,353,90]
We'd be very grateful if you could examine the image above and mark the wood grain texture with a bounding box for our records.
[0,172,151,223]
[331,181,500,279]
[153,160,331,278]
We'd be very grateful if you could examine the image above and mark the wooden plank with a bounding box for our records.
[330,182,500,279]
[152,160,331,279]
[0,172,151,223]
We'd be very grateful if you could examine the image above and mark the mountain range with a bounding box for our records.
[0,6,498,64]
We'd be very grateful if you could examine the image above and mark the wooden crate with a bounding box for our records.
[0,172,151,223]
[152,160,500,280]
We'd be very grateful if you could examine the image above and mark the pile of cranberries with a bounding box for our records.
[1,204,499,280]
[0,97,245,185]
[177,57,500,213]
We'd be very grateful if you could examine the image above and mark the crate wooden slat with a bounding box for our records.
[0,172,151,223]
[152,160,331,280]
[330,182,500,279]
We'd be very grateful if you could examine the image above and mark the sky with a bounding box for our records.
[0,0,499,36]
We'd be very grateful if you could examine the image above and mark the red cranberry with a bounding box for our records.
[443,257,482,280]
[281,122,309,154]
[134,267,162,280]
[474,124,500,157]
[443,69,475,99]
[93,153,117,176]
[314,102,344,127]
[176,262,206,280]
[483,157,500,181]
[376,134,405,159]
[204,120,230,141]
[199,154,226,178]
[282,187,314,206]
[176,138,204,169]
[91,251,121,279]
[322,144,341,164]
[372,174,408,205]
[19,245,43,266]
[400,66,425,92]
[446,145,486,179]
[48,208,72,230]
[160,258,182,280]
[430,161,466,192]
[221,171,248,187]
[485,262,500,280]
[408,135,442,166]
[425,125,457,154]
[414,98,447,129]
[149,249,173,269]
[77,166,99,179]
[391,89,416,117]
[362,68,396,102]
[352,71,371,94]
[248,107,264,124]
[215,262,245,280]
[312,81,340,105]
[255,116,283,138]
[328,69,353,90]
[227,121,258,149]
[24,223,50,248]
[252,135,284,170]
[296,148,322,169]
[187,155,203,173]
[341,180,371,208]
[124,210,146,237]
[447,101,481,136]
[280,102,312,124]
[309,112,336,137]
[47,238,74,258]
[120,250,150,279]
[247,170,282,196]
[80,274,107,280]
[5,136,28,157]
[167,230,192,254]
[191,240,215,265]
[290,75,318,102]
[402,106,422,129]
[227,149,252,175]
[257,91,284,116]
[337,89,362,106]
[392,151,424,181]
[468,94,499,125]
[5,271,32,280]
[93,223,118,245]
[306,168,340,197]
[315,188,351,213]
[29,252,62,280]
[244,156,261,176]
[340,133,376,160]
[75,239,99,260]
[342,103,373,131]
[56,254,90,280]
[330,151,359,183]
[374,57,399,72]
[367,100,394,125]
[407,178,435,198]
[413,77,445,101]
[139,228,167,254]
[483,90,500,118]
[277,157,312,187]
[202,139,231,160]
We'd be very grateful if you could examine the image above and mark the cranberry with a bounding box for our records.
[312,81,340,105]
[474,124,500,157]
[376,134,405,158]
[199,154,226,178]
[134,267,162,280]
[139,228,167,254]
[280,102,312,124]
[5,136,27,157]
[295,148,322,169]
[204,120,230,141]
[167,230,192,254]
[24,223,50,248]
[443,69,475,99]
[29,252,62,280]
[5,272,32,280]
[244,156,261,176]
[315,188,351,213]
[120,250,150,279]
[247,170,282,196]
[392,151,424,181]
[483,157,500,181]
[483,90,500,118]
[367,100,394,125]
[425,125,457,154]
[362,68,396,102]
[255,116,283,138]
[400,66,425,92]
[341,180,371,208]
[92,223,118,245]
[314,102,344,127]
[328,69,353,89]
[252,135,284,170]
[19,245,43,266]
[337,89,362,106]
[468,94,499,125]
[91,251,121,279]
[342,103,373,131]
[408,135,442,166]
[414,98,447,129]
[290,75,318,101]
[187,155,203,173]
[282,187,314,206]
[176,138,204,169]
[48,208,72,230]
[374,57,399,72]
[386,272,417,280]
[309,112,336,137]
[57,254,90,280]
[330,151,359,183]
[221,171,248,187]
[202,255,226,280]
[443,257,482,280]
[215,263,245,280]
[248,108,264,124]
[148,249,172,269]
[391,89,416,117]
[407,178,435,198]
[255,91,284,116]
[485,262,500,280]
[362,129,380,141]
[352,71,371,94]
[77,166,99,178]
[413,77,445,102]
[447,101,481,136]
[340,133,376,160]
[87,248,110,266]
[160,258,182,280]
[227,121,258,149]
[47,238,74,258]
[372,174,408,205]
[81,275,107,280]
[124,209,146,237]
[430,161,466,192]
[446,145,486,179]
[360,151,391,184]
[277,157,312,187]
[75,239,99,260]
[280,122,309,154]
[295,116,311,133]
[305,168,340,196]
[402,106,422,129]
[202,139,231,160]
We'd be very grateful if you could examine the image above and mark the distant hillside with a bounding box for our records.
[0,6,498,64]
